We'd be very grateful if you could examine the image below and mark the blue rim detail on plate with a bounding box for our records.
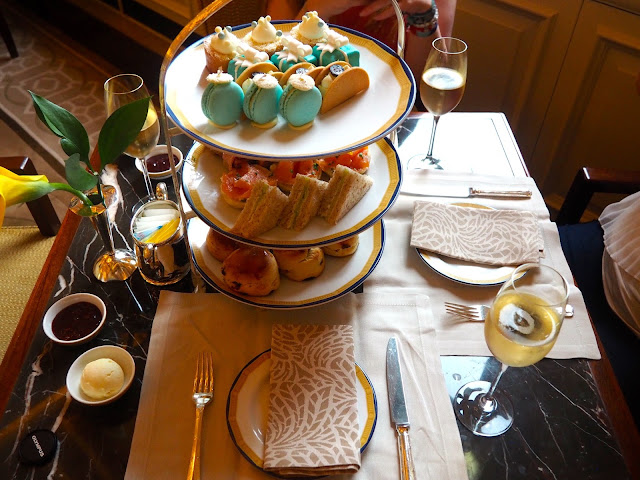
[188,218,385,309]
[226,349,377,478]
[415,248,514,286]
[164,21,415,161]
[182,139,400,249]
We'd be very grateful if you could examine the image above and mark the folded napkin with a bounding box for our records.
[410,200,543,266]
[264,324,360,477]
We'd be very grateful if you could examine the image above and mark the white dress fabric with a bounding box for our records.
[599,191,640,337]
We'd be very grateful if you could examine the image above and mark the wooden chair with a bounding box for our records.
[556,166,640,428]
[0,156,60,362]
[555,167,640,225]
[0,8,18,59]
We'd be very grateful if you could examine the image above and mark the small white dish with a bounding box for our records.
[66,345,135,405]
[42,293,107,346]
[135,144,184,179]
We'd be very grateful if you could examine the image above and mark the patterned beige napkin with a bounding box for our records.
[410,200,543,266]
[263,324,360,477]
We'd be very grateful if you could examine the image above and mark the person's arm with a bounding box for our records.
[359,0,457,83]
[267,0,368,21]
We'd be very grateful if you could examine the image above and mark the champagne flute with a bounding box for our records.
[104,74,160,201]
[406,37,467,171]
[453,264,569,437]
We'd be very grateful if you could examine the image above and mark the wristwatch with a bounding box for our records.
[405,1,439,38]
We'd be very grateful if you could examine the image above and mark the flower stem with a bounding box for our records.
[49,182,94,206]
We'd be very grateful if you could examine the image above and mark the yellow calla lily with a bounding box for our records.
[0,166,56,226]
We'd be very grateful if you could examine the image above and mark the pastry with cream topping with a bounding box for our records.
[201,71,244,129]
[228,44,272,81]
[203,26,241,73]
[290,11,328,46]
[312,29,360,67]
[271,36,317,73]
[242,16,284,56]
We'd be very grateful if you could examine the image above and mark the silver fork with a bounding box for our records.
[444,302,574,322]
[187,352,214,480]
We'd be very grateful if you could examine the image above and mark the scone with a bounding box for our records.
[242,16,283,56]
[221,247,280,296]
[322,235,359,257]
[205,228,238,262]
[272,248,325,281]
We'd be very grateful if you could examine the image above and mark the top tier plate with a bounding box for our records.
[165,22,416,160]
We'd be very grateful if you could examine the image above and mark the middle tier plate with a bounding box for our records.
[182,139,401,248]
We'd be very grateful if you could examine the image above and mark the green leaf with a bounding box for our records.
[99,97,152,169]
[29,91,90,158]
[65,153,97,192]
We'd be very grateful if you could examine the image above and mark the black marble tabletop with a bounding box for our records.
[0,130,632,479]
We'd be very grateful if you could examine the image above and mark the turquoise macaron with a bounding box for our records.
[279,74,322,128]
[243,74,283,128]
[201,72,244,129]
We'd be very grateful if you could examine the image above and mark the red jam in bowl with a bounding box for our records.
[145,153,179,173]
[51,302,102,341]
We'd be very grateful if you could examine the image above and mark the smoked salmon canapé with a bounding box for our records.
[220,163,277,209]
[270,160,322,192]
[318,146,370,176]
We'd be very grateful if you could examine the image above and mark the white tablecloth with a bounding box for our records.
[125,291,468,480]
[368,170,600,359]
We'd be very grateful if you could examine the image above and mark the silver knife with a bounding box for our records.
[402,184,532,199]
[387,338,416,480]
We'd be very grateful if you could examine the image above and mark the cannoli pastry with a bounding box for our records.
[312,29,360,67]
[203,26,241,73]
[290,11,328,46]
[242,16,284,57]
[201,71,244,129]
[316,61,370,114]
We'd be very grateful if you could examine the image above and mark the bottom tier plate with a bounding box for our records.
[187,218,385,309]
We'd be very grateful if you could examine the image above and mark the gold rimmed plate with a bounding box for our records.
[226,350,377,475]
[416,203,517,286]
[165,22,415,160]
[182,140,400,249]
[187,217,384,309]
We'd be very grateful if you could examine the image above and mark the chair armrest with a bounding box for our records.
[0,156,61,236]
[555,167,640,225]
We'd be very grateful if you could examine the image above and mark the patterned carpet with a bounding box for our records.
[0,6,118,168]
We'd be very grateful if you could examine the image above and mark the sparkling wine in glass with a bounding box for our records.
[104,74,160,200]
[407,37,467,171]
[453,263,569,437]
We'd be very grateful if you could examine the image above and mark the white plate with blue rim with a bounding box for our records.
[415,203,517,286]
[226,350,377,475]
[187,217,384,309]
[164,21,415,161]
[182,140,399,249]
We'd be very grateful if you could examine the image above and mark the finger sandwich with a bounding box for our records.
[232,179,288,238]
[279,174,328,231]
[318,164,373,225]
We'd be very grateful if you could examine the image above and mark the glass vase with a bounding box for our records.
[70,185,137,282]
